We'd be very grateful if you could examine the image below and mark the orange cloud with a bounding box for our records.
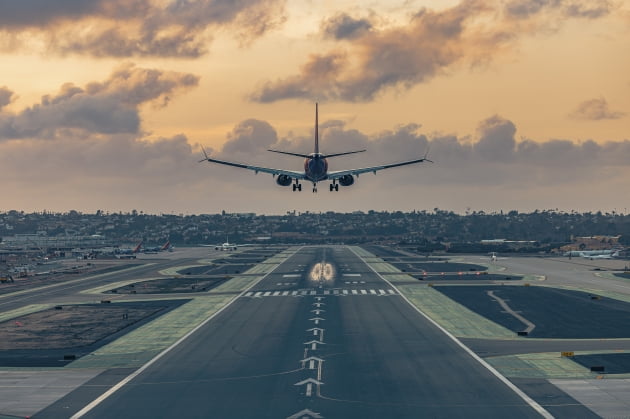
[0,0,287,57]
[0,64,199,140]
[569,97,626,121]
[250,0,615,103]
[0,86,15,110]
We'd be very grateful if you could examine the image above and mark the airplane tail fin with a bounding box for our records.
[133,240,143,254]
[264,103,322,158]
[315,102,319,155]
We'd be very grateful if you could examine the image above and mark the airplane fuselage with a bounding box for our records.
[304,154,329,182]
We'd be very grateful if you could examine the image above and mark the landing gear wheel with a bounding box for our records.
[329,184,334,191]
[335,184,339,191]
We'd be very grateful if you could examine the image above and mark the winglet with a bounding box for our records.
[199,146,210,163]
[423,145,434,163]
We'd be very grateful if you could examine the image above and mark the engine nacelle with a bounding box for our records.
[276,174,292,186]
[338,175,354,186]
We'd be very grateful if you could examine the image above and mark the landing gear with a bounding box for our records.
[292,182,302,191]
[329,183,339,191]
[312,185,318,193]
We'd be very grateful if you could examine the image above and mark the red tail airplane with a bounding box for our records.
[200,104,432,193]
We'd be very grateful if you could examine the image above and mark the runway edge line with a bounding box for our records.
[348,246,554,419]
[70,247,303,419]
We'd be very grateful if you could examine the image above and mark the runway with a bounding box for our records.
[66,246,546,418]
[6,245,630,417]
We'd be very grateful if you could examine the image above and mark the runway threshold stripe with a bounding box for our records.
[349,246,553,419]
[70,246,303,419]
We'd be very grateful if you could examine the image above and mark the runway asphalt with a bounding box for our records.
[63,246,548,419]
[436,285,630,339]
[5,245,630,418]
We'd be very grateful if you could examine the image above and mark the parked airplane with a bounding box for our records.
[564,249,621,259]
[200,104,432,193]
[116,240,143,255]
[215,241,238,251]
[201,237,241,251]
[143,240,173,253]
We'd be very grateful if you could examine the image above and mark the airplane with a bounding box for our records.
[215,241,238,251]
[115,240,144,259]
[201,236,241,251]
[199,103,432,193]
[563,249,621,259]
[142,240,173,253]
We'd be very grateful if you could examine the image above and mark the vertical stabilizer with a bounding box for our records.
[314,103,319,155]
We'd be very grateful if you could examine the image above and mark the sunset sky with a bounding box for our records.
[1,0,629,215]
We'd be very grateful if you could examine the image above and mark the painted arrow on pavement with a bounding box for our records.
[294,378,323,397]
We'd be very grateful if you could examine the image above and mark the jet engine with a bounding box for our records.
[276,174,292,186]
[338,175,354,186]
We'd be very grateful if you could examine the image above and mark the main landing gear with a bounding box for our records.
[329,183,339,192]
[292,182,302,191]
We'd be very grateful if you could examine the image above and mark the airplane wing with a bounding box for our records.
[327,157,432,180]
[200,152,306,180]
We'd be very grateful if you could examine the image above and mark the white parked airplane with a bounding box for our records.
[215,241,238,251]
[201,237,242,251]
[200,104,432,193]
[564,250,621,259]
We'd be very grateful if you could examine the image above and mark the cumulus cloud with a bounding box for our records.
[0,86,14,110]
[474,116,517,161]
[0,0,287,57]
[2,110,629,213]
[0,64,199,140]
[222,119,278,157]
[569,97,626,120]
[209,113,630,190]
[250,0,615,103]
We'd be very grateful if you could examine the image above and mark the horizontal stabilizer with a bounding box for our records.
[267,149,312,158]
[324,149,366,158]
